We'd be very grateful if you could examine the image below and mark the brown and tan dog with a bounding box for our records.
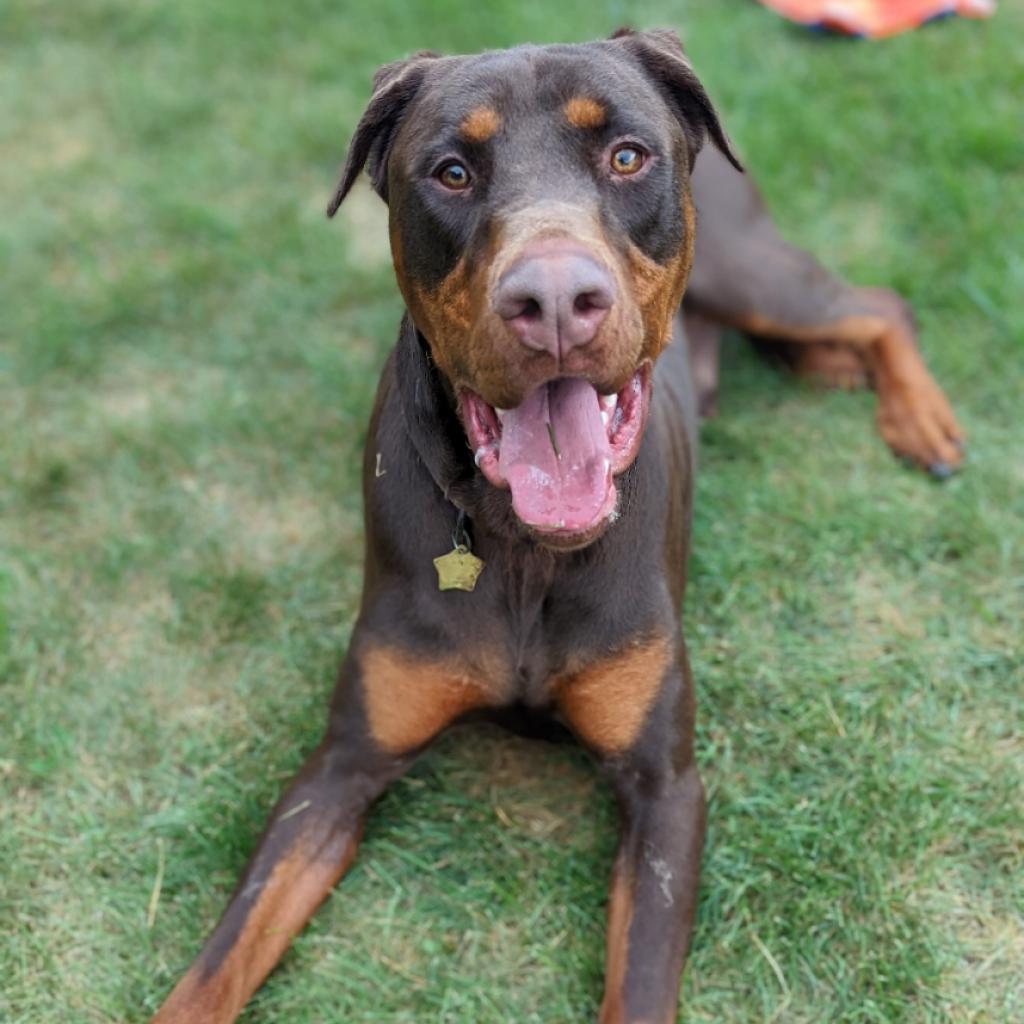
[150,28,962,1024]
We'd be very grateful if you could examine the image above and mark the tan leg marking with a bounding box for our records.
[555,635,672,754]
[598,857,635,1024]
[788,340,869,390]
[151,829,358,1024]
[360,645,494,753]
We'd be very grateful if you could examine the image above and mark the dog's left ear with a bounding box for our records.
[610,27,742,172]
[327,51,439,216]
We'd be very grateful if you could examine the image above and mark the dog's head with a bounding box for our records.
[330,29,739,548]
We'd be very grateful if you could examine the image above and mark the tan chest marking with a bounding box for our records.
[360,645,496,753]
[555,635,673,754]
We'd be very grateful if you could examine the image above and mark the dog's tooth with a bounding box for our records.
[601,394,618,411]
[474,448,486,467]
[495,408,508,421]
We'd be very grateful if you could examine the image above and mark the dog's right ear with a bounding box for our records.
[327,51,438,216]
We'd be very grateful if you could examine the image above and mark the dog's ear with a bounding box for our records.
[609,27,742,172]
[327,51,439,216]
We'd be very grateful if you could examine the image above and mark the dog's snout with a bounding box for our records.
[494,241,615,358]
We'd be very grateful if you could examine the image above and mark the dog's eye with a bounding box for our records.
[437,161,471,191]
[610,146,645,176]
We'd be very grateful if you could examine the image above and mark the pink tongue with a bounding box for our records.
[498,378,614,532]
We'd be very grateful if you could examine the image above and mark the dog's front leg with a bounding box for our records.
[599,762,705,1024]
[149,644,424,1024]
[562,642,706,1024]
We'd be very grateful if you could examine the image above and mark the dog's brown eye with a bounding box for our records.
[438,161,471,190]
[610,146,645,176]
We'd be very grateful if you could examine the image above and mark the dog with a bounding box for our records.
[150,28,963,1023]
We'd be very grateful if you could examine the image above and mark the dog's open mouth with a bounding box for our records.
[460,365,652,536]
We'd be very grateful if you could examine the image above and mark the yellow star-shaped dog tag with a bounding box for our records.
[433,545,485,592]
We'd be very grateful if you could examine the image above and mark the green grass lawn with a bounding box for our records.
[2,1,1022,1021]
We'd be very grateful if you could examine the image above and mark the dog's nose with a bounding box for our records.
[494,242,615,359]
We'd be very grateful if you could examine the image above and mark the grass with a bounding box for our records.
[1,1,1021,1021]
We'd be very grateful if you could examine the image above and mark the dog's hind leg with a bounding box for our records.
[684,148,964,476]
[751,335,870,391]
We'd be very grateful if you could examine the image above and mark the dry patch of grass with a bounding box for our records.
[917,869,1024,1023]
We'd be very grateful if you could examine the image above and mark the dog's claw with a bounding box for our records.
[877,372,965,480]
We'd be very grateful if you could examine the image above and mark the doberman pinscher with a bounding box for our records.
[150,28,963,1023]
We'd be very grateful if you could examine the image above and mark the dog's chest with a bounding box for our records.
[439,545,666,713]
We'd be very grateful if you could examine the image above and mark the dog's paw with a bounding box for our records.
[876,373,965,477]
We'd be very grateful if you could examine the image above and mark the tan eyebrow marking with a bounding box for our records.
[459,106,501,143]
[564,96,607,129]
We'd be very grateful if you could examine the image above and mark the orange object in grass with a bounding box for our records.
[757,0,995,38]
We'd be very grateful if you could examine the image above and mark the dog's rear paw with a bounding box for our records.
[877,375,965,477]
